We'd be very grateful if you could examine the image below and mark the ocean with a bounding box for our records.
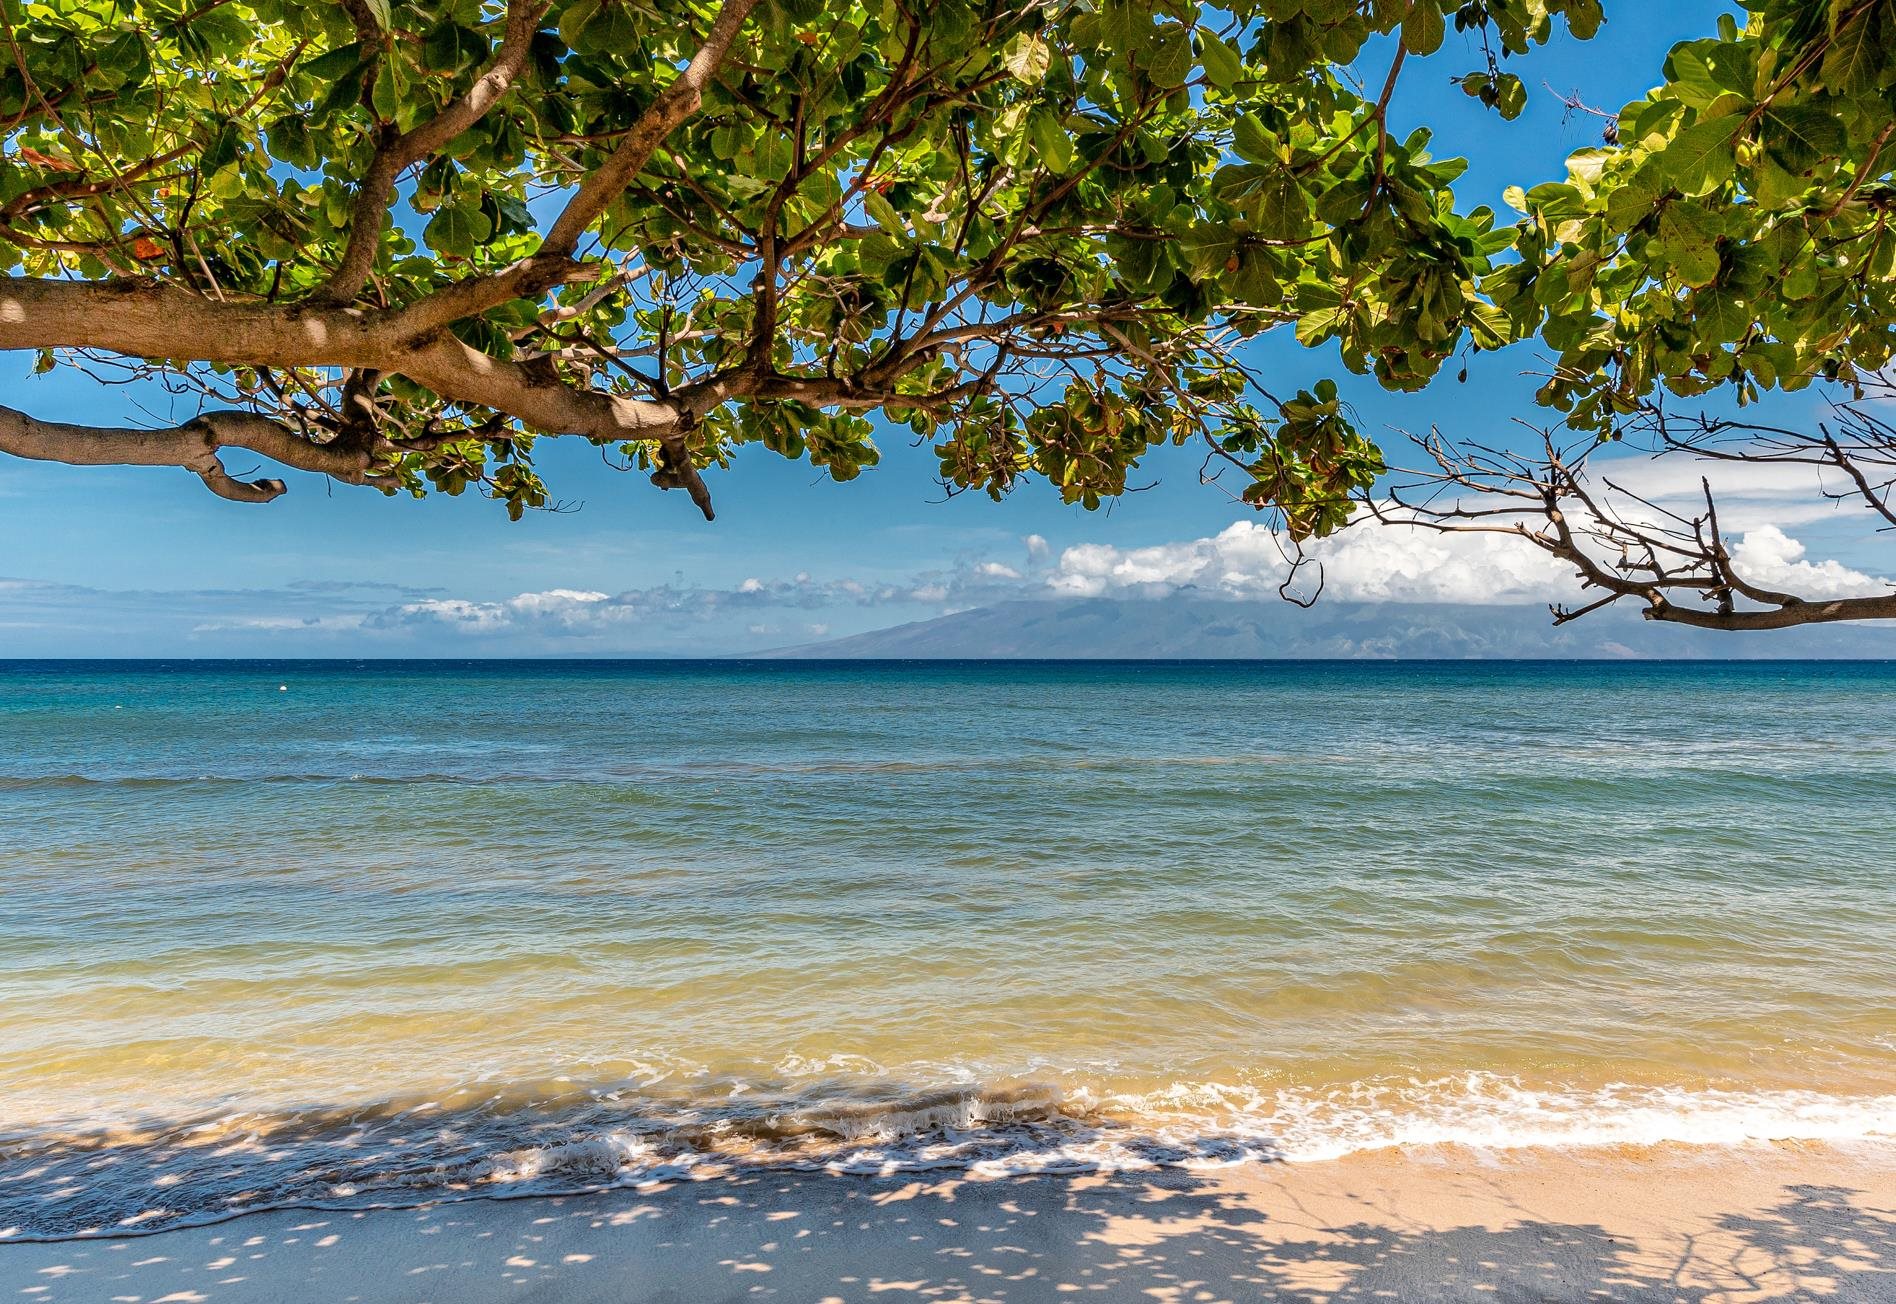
[0,659,1891,1240]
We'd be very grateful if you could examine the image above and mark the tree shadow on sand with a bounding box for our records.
[1,1157,1892,1302]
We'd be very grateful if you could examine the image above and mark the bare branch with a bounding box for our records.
[0,403,377,502]
[1379,404,1896,631]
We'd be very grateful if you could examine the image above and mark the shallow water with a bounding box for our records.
[0,659,1891,1237]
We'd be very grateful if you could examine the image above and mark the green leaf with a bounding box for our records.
[1660,201,1723,287]
[1695,286,1750,342]
[267,114,316,170]
[301,42,364,84]
[423,23,488,74]
[557,0,602,50]
[200,118,243,174]
[424,201,492,256]
[1403,1,1445,56]
[489,192,533,235]
[1145,23,1193,86]
[1659,115,1740,195]
[1564,0,1603,40]
[1198,33,1242,90]
[1179,223,1237,277]
[1253,170,1312,240]
[1100,0,1147,55]
[577,3,640,56]
[1227,249,1283,306]
[1820,7,1883,93]
[1111,235,1171,293]
[1761,105,1847,176]
[1494,73,1527,120]
[862,188,906,235]
[1030,110,1075,174]
[95,32,150,89]
[1663,45,1725,111]
[1232,114,1278,165]
[1002,32,1051,84]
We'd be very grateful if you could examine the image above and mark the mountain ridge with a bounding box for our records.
[757,595,1896,659]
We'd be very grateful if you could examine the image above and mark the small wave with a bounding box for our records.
[0,753,1312,791]
[1100,1076,1896,1162]
[1,1076,1890,1242]
[0,772,581,790]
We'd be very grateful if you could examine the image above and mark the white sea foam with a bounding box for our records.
[1093,1076,1896,1163]
[451,1076,1896,1192]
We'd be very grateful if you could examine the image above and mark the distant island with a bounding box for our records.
[763,595,1896,660]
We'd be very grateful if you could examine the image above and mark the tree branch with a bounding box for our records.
[0,275,711,513]
[541,0,761,256]
[1643,594,1896,629]
[0,404,377,502]
[313,0,552,305]
[1379,419,1896,631]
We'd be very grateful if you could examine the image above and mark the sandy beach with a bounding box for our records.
[3,1143,1890,1303]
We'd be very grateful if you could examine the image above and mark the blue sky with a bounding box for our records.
[9,2,1881,656]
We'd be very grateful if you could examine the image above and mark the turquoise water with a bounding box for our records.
[0,659,1891,1238]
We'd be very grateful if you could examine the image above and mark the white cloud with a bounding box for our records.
[389,588,618,632]
[192,614,367,633]
[10,455,1882,657]
[508,588,609,610]
[1729,525,1880,598]
[1049,519,1573,604]
[1310,520,1576,602]
[1047,513,1885,607]
[1591,456,1865,531]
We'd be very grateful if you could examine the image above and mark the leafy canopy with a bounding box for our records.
[0,0,1889,536]
[1494,1,1896,434]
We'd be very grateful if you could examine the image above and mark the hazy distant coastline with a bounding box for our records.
[760,595,1896,659]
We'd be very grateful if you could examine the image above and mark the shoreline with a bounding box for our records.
[4,1141,1890,1302]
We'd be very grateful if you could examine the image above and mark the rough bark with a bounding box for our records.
[0,274,714,504]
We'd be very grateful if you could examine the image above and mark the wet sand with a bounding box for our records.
[3,1142,1891,1302]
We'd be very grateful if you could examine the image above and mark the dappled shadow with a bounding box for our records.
[0,1083,1282,1243]
[1,1157,1891,1301]
[1701,1183,1896,1300]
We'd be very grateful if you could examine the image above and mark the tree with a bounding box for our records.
[0,0,1595,525]
[0,0,1891,635]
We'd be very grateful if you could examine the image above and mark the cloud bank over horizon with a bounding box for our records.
[1045,518,1880,605]
[1,455,1887,656]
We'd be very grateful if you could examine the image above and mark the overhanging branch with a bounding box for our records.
[1378,413,1896,631]
[0,404,375,502]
